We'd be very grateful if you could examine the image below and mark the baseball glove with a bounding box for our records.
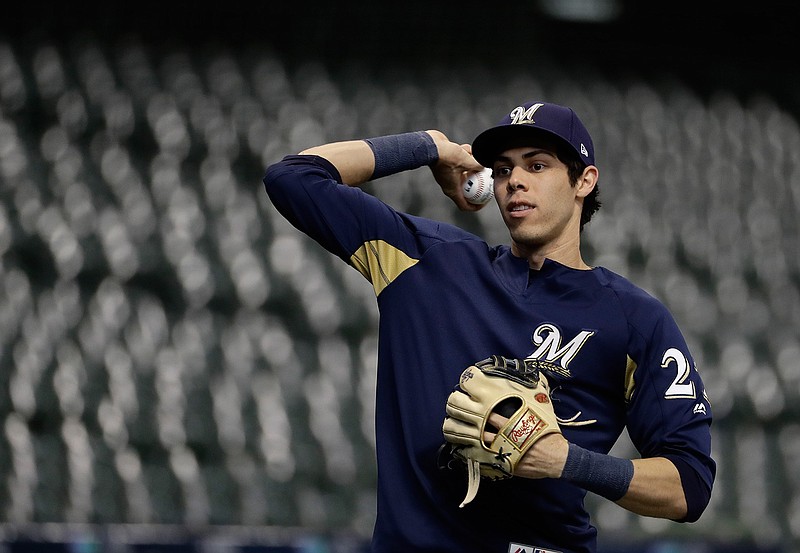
[441,355,561,507]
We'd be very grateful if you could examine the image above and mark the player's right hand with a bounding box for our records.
[425,130,486,211]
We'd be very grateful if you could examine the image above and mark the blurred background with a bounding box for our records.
[0,0,798,551]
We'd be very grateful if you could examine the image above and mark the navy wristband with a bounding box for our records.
[561,443,634,502]
[364,131,439,180]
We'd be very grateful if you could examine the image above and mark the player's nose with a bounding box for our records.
[507,166,529,192]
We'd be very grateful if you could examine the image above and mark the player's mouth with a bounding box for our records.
[507,201,535,218]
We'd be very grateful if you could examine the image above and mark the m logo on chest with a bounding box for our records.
[526,323,595,378]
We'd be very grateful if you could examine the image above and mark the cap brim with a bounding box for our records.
[472,125,573,168]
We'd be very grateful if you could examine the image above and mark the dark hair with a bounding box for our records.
[554,144,601,232]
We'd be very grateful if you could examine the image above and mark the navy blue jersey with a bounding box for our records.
[264,155,715,553]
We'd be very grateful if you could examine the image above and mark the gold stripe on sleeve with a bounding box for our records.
[350,240,419,296]
[624,355,637,402]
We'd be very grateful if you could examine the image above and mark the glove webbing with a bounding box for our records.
[475,355,543,388]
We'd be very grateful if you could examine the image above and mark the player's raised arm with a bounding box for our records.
[300,139,376,185]
[300,130,485,211]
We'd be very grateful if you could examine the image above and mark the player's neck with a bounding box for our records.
[513,239,591,271]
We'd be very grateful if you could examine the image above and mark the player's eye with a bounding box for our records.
[530,162,545,172]
[493,166,512,178]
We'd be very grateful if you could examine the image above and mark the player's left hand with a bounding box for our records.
[441,355,563,507]
[483,412,570,480]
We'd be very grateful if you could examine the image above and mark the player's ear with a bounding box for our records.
[575,165,598,198]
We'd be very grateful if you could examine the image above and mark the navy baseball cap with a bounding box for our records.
[472,101,595,168]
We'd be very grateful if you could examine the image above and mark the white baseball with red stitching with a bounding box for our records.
[462,168,494,205]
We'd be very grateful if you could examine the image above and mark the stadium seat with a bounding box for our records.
[0,35,797,550]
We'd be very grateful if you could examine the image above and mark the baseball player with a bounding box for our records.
[263,101,715,553]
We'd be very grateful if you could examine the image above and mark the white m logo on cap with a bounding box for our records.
[510,103,545,125]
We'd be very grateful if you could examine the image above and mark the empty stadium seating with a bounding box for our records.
[0,33,798,552]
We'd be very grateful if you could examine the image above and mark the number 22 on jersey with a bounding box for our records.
[661,347,697,400]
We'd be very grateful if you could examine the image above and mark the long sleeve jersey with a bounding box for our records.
[263,155,715,553]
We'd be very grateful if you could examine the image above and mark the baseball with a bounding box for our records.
[462,168,494,205]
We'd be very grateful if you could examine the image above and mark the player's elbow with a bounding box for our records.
[668,456,713,523]
[675,486,711,523]
[665,493,689,522]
